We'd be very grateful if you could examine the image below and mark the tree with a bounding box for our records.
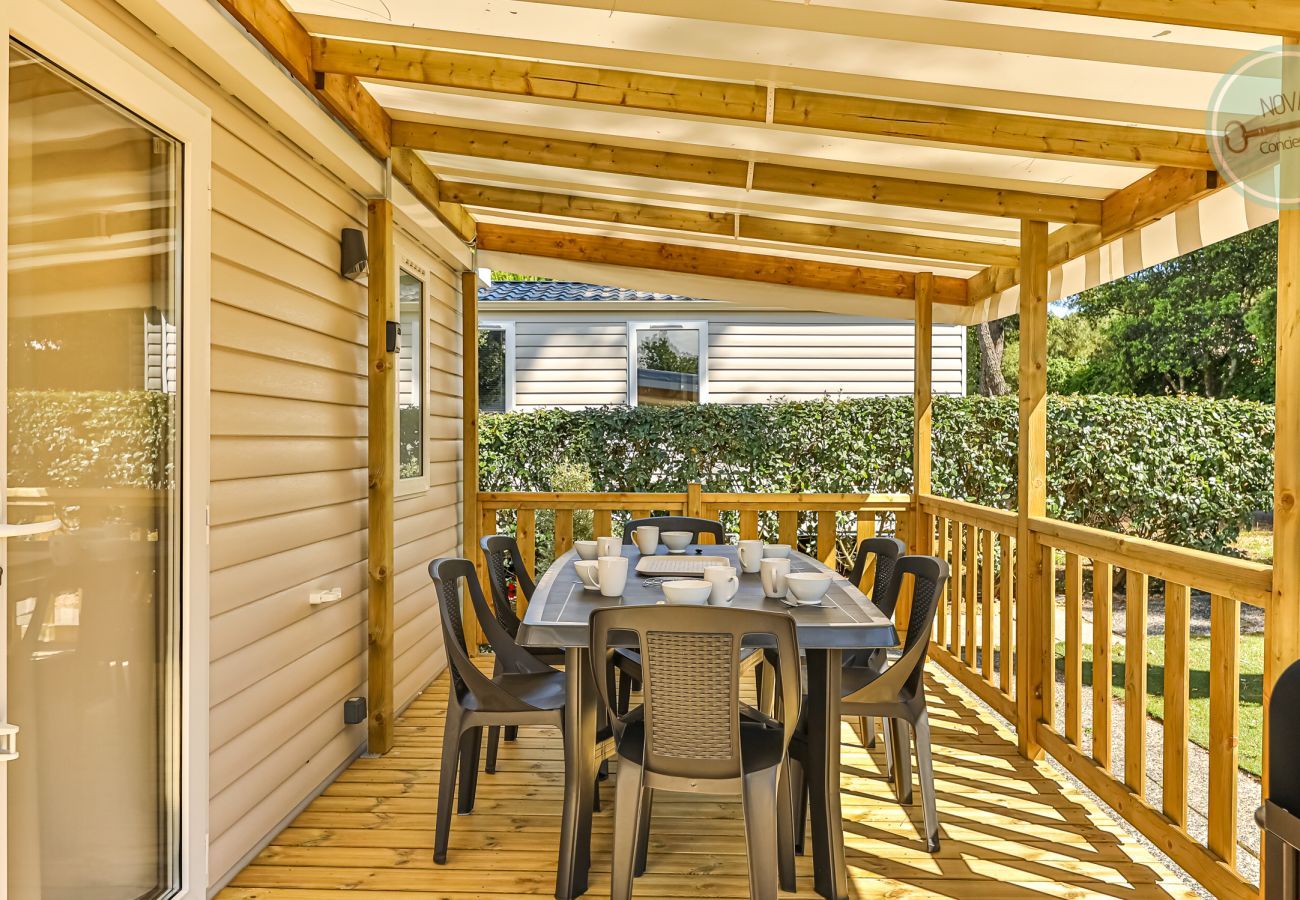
[974,321,1010,396]
[638,332,698,374]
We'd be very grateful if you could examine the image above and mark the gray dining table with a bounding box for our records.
[517,542,898,900]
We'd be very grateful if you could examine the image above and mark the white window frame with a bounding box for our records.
[5,3,212,897]
[627,320,709,406]
[478,319,515,413]
[395,251,429,497]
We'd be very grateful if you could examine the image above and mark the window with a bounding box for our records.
[629,322,707,405]
[397,268,425,491]
[479,322,513,412]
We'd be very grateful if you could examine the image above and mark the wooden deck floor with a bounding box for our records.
[219,663,1198,899]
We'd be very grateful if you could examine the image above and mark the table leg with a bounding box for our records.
[557,646,597,899]
[806,648,848,900]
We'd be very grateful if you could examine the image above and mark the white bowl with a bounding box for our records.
[573,540,599,560]
[785,572,832,605]
[661,579,712,604]
[661,531,693,553]
[762,543,792,558]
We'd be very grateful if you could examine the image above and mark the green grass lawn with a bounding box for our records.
[1232,528,1273,564]
[1055,634,1263,776]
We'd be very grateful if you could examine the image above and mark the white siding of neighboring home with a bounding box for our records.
[66,0,458,889]
[496,312,964,409]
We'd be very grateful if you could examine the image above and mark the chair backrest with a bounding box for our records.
[428,557,552,708]
[845,555,948,703]
[480,534,537,637]
[590,605,801,780]
[621,515,727,545]
[848,536,906,613]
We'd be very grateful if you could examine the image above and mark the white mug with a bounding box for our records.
[703,565,739,605]
[738,539,764,574]
[574,559,601,590]
[633,525,659,555]
[598,555,629,597]
[597,536,621,559]
[761,557,791,599]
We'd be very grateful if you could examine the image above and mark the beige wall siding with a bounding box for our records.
[63,1,462,887]
[494,312,964,408]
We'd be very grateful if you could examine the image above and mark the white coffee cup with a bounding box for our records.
[598,555,629,597]
[633,525,659,555]
[738,539,764,574]
[574,540,599,560]
[703,565,739,605]
[597,536,621,559]
[761,557,791,599]
[575,559,601,590]
[762,543,792,559]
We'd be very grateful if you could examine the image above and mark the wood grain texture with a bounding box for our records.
[913,275,934,554]
[1207,594,1240,867]
[1161,582,1191,827]
[1092,562,1114,771]
[945,0,1300,38]
[1063,553,1083,746]
[460,271,482,656]
[217,658,1198,900]
[1124,570,1149,795]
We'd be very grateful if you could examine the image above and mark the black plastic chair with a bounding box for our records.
[789,554,949,854]
[845,536,906,749]
[429,557,610,864]
[621,515,726,545]
[591,605,803,899]
[481,534,567,772]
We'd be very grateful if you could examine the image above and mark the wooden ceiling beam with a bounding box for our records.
[967,165,1219,303]
[943,1,1300,39]
[391,150,477,242]
[314,37,1211,168]
[476,224,973,304]
[393,122,1103,224]
[442,180,1019,266]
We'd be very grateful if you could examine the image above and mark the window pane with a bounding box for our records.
[636,328,699,405]
[479,328,507,412]
[398,270,424,480]
[8,41,181,899]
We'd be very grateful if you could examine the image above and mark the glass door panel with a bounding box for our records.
[7,40,181,900]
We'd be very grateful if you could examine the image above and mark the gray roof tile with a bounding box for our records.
[479,281,702,303]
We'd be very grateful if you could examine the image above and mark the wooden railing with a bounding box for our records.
[917,492,1268,900]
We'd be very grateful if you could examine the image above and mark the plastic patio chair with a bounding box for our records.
[620,515,727,545]
[481,534,567,772]
[428,557,612,864]
[591,604,803,900]
[844,536,906,750]
[789,554,950,854]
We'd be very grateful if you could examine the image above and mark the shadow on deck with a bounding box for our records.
[219,664,1197,899]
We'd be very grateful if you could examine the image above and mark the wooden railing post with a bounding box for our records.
[460,269,482,656]
[1271,40,1300,821]
[367,198,396,754]
[913,272,934,555]
[1016,218,1049,760]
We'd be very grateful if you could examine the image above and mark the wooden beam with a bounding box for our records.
[968,166,1218,303]
[461,270,483,657]
[391,149,477,243]
[443,180,1019,266]
[393,122,1102,224]
[366,199,396,754]
[315,38,1212,168]
[214,0,391,157]
[944,0,1300,39]
[1016,218,1049,760]
[476,223,971,304]
[913,273,934,554]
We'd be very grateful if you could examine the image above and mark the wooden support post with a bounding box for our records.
[367,199,396,754]
[1163,581,1191,827]
[1063,552,1083,746]
[1271,41,1300,807]
[1124,571,1150,795]
[1208,594,1240,867]
[1016,218,1049,759]
[1092,562,1114,771]
[913,273,934,554]
[460,269,482,656]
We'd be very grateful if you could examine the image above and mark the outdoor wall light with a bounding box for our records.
[340,227,368,280]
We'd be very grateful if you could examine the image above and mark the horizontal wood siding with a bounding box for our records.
[495,312,963,408]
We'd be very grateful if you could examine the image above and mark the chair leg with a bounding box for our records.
[913,712,941,853]
[776,758,797,892]
[434,712,462,864]
[740,765,782,900]
[486,726,500,774]
[457,727,483,814]
[862,715,876,748]
[890,718,912,805]
[759,660,777,716]
[611,758,644,900]
[617,671,632,715]
[881,716,895,783]
[790,756,807,856]
[504,725,518,742]
[634,787,653,876]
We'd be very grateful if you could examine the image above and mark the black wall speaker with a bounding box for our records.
[340,227,368,280]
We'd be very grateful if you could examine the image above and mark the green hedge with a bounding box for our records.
[480,396,1274,554]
